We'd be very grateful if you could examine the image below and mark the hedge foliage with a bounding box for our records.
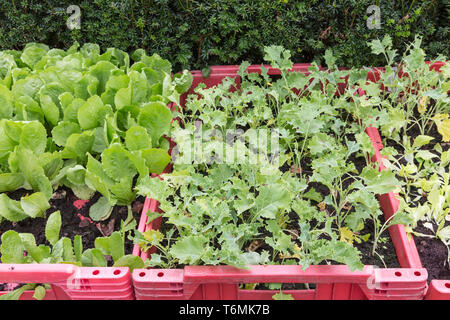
[0,0,448,71]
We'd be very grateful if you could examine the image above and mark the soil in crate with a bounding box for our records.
[0,187,144,264]
[281,161,400,268]
[384,117,450,282]
[414,221,450,281]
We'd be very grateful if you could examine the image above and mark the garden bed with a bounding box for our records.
[0,43,192,300]
[131,56,429,300]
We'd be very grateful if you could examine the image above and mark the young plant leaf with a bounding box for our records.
[0,230,25,263]
[89,196,113,221]
[137,101,172,147]
[113,254,144,272]
[20,192,50,218]
[45,211,61,246]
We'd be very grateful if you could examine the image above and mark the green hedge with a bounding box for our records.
[1,0,448,71]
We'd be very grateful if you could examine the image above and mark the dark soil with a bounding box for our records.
[0,187,145,263]
[0,283,25,292]
[414,221,450,281]
[354,218,400,268]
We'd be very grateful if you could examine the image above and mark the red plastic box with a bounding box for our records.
[132,65,429,300]
[0,264,134,300]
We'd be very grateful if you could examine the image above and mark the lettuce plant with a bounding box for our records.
[0,42,192,223]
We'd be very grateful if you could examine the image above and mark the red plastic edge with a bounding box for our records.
[425,280,450,300]
[0,265,134,300]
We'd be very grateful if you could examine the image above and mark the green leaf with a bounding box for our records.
[169,235,207,264]
[19,121,47,155]
[345,205,372,232]
[303,188,322,202]
[381,108,407,136]
[125,126,152,150]
[0,173,24,192]
[415,150,438,161]
[173,70,193,94]
[61,237,74,262]
[81,248,107,267]
[85,154,115,201]
[51,121,81,147]
[108,232,125,262]
[0,84,13,119]
[355,132,374,156]
[0,285,32,300]
[88,61,117,95]
[138,101,172,147]
[272,291,295,300]
[437,226,450,242]
[102,144,137,180]
[0,230,25,263]
[114,71,148,108]
[32,286,46,300]
[324,48,337,69]
[20,192,50,218]
[146,210,163,224]
[0,194,28,222]
[141,148,171,174]
[62,131,95,162]
[388,211,413,227]
[65,165,87,186]
[113,254,144,272]
[360,167,399,194]
[328,240,363,271]
[21,43,49,68]
[263,45,293,71]
[16,147,52,198]
[0,124,16,158]
[441,150,450,167]
[78,95,111,130]
[20,233,47,263]
[308,133,336,155]
[92,126,109,154]
[40,94,60,127]
[39,152,63,180]
[89,196,113,221]
[45,211,61,246]
[368,36,391,55]
[135,174,169,201]
[74,235,83,262]
[255,184,290,219]
[110,177,136,205]
[412,135,434,149]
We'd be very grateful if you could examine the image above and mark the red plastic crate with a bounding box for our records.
[0,264,134,300]
[132,65,430,300]
[133,265,426,300]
